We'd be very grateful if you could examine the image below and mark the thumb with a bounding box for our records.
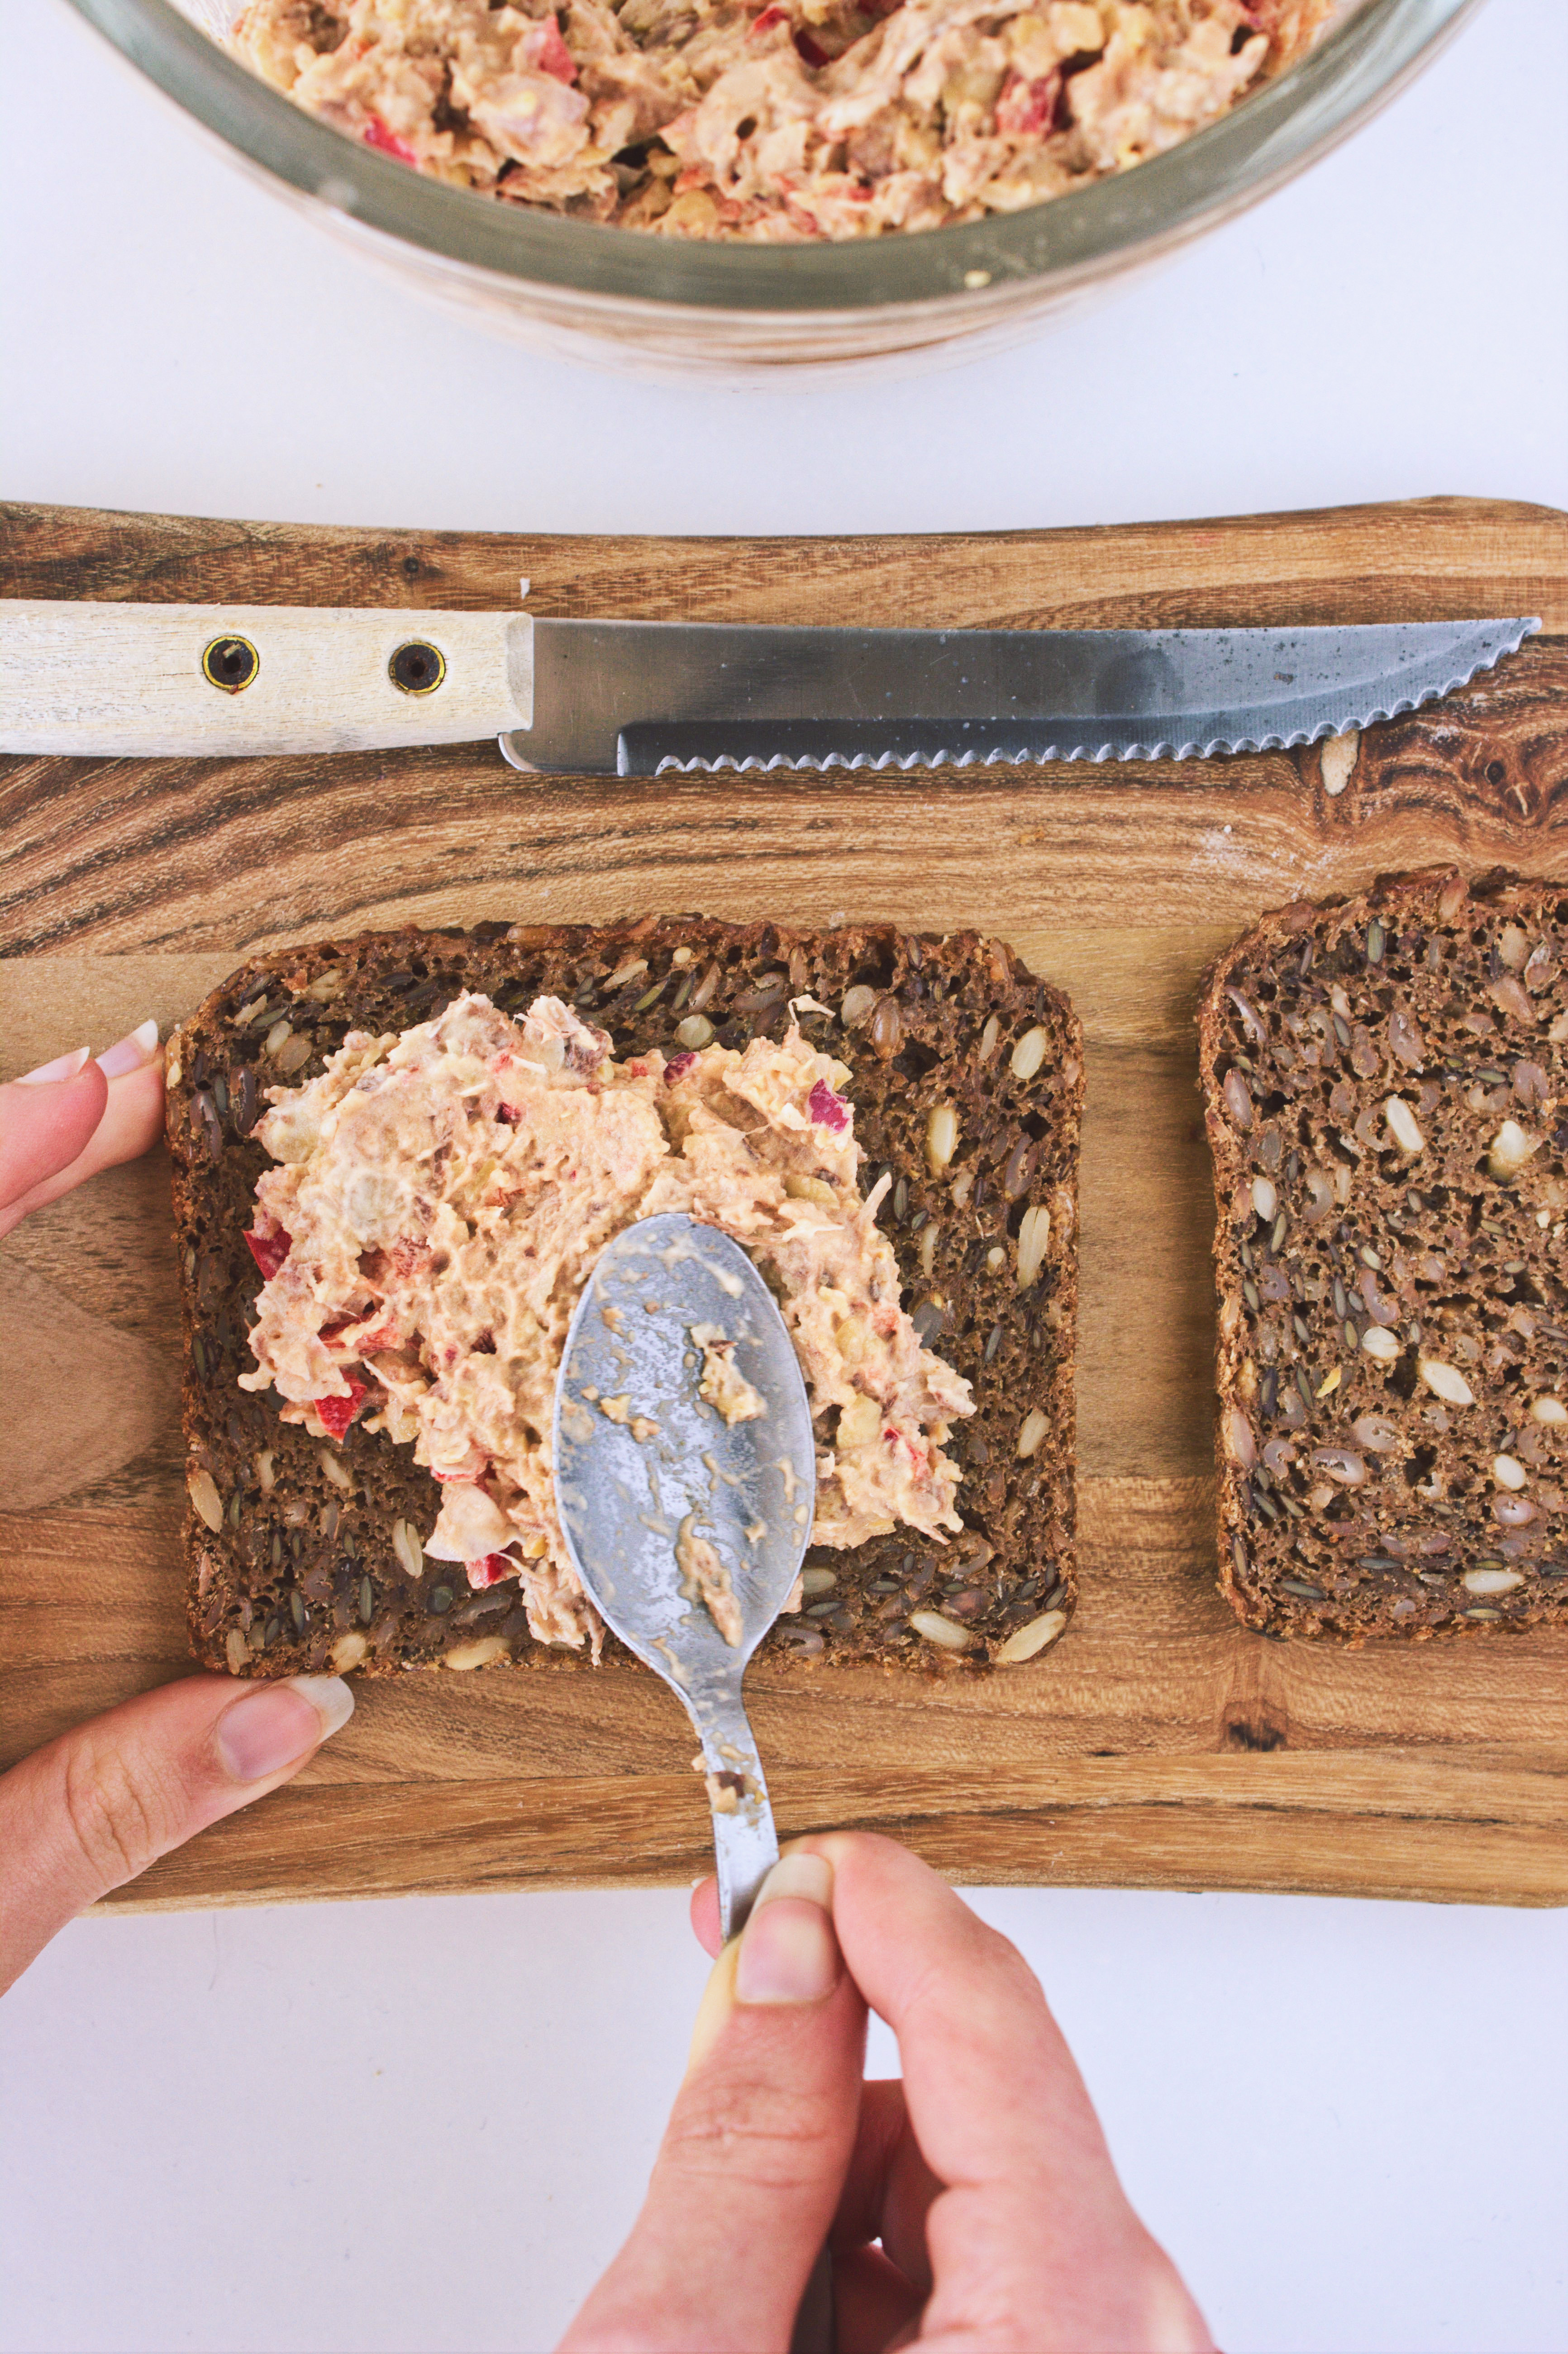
[0,1673,353,1992]
[562,1849,866,2353]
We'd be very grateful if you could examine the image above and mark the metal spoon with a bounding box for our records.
[553,1212,837,2354]
[552,1211,817,1939]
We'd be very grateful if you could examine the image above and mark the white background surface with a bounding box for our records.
[2,2,1568,2349]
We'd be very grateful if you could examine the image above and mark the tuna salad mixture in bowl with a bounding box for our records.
[232,0,1336,240]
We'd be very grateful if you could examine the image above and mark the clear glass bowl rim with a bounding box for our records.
[73,0,1477,312]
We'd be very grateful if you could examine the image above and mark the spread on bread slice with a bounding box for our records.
[168,916,1082,1677]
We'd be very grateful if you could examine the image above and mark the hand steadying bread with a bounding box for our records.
[0,1033,355,1992]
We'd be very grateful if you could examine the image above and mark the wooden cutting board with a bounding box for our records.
[4,495,1568,1915]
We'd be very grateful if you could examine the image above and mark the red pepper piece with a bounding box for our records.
[362,115,418,166]
[319,1311,394,1354]
[315,1378,368,1440]
[522,14,578,81]
[244,1226,291,1281]
[360,1323,397,1353]
[995,66,1060,137]
[466,1553,513,1589]
[807,1077,849,1133]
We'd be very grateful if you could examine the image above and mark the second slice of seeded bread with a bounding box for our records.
[1199,868,1568,1641]
[167,916,1082,1680]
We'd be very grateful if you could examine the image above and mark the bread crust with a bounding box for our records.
[1198,867,1568,1642]
[167,915,1082,1679]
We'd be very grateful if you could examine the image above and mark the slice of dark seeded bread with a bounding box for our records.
[1199,867,1568,1642]
[167,916,1082,1680]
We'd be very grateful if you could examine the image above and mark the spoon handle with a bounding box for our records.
[691,1688,780,1941]
[713,1794,780,1942]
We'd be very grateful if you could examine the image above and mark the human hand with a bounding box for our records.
[0,1024,355,1992]
[562,1833,1215,2354]
[0,1022,167,1239]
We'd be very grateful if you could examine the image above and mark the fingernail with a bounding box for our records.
[95,1019,160,1079]
[286,1673,357,1739]
[735,1854,839,2006]
[217,1674,355,1782]
[14,1045,91,1086]
[754,1852,834,1912]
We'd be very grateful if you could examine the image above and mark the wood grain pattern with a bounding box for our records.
[3,496,1568,1912]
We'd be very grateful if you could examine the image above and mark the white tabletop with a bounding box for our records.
[3,2,1567,2348]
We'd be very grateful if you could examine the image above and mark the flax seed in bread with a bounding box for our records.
[168,917,1082,1679]
[1199,868,1568,1641]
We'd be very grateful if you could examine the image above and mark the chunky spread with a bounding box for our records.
[239,990,973,1652]
[675,1510,744,1643]
[693,1323,767,1425]
[231,0,1332,242]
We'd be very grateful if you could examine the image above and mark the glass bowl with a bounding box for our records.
[73,0,1479,380]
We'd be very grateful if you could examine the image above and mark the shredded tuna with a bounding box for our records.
[239,991,973,1653]
[231,0,1334,242]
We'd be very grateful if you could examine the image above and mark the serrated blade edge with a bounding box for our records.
[631,620,1542,773]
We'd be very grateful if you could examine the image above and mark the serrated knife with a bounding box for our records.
[0,599,1538,771]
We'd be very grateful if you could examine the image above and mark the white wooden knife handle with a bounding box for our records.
[0,600,533,757]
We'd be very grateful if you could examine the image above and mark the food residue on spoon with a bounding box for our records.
[693,1750,763,1816]
[691,1322,767,1426]
[675,1509,744,1646]
[600,1393,661,1442]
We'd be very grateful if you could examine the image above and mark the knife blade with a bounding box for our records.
[511,615,1541,773]
[0,600,1537,770]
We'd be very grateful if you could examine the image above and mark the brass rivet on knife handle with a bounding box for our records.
[200,634,259,695]
[388,639,447,696]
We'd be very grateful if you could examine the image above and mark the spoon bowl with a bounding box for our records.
[553,1212,817,1935]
